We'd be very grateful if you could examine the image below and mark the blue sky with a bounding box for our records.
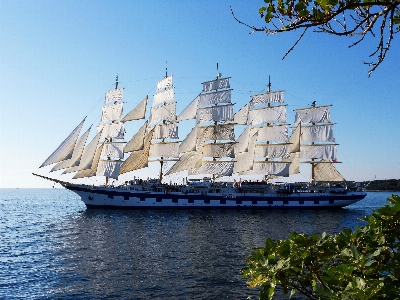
[0,0,399,188]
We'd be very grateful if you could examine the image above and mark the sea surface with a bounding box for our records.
[0,189,397,299]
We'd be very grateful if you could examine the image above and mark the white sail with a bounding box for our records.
[152,88,174,107]
[191,161,234,176]
[73,144,104,179]
[250,91,284,108]
[122,96,147,122]
[233,132,258,173]
[289,125,301,153]
[202,77,230,92]
[177,96,199,121]
[288,152,300,175]
[105,88,123,105]
[98,122,124,140]
[179,125,198,153]
[301,125,335,142]
[202,124,235,141]
[314,160,345,182]
[124,122,147,153]
[254,144,289,158]
[63,130,103,174]
[149,142,179,158]
[165,151,202,175]
[40,118,86,168]
[120,129,154,174]
[203,143,234,158]
[101,142,125,159]
[257,125,288,142]
[294,106,331,125]
[152,123,178,140]
[120,149,148,174]
[300,144,337,160]
[233,103,249,125]
[198,90,231,107]
[50,127,91,172]
[234,125,253,153]
[196,104,234,123]
[149,102,176,124]
[96,160,122,179]
[248,105,286,125]
[101,102,123,123]
[156,75,173,91]
[249,162,290,176]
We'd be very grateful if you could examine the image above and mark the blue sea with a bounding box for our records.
[0,189,397,299]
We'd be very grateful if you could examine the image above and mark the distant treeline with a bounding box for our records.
[361,179,400,191]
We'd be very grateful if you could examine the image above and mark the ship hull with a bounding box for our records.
[63,183,367,209]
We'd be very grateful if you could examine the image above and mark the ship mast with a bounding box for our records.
[148,64,179,183]
[105,74,119,186]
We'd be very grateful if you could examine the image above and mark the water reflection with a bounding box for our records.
[48,202,382,299]
[1,190,394,299]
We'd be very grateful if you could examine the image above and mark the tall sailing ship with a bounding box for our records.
[34,73,367,208]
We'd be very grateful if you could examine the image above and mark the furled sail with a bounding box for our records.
[40,118,86,168]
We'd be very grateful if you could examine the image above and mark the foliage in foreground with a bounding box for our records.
[242,194,400,299]
[231,1,400,75]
